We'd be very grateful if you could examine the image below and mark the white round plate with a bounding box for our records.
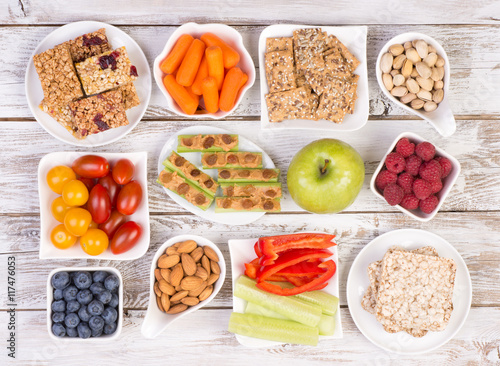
[346,229,472,355]
[26,21,151,147]
[157,126,276,225]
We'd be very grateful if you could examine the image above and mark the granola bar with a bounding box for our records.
[75,46,138,95]
[117,82,140,110]
[264,50,296,93]
[66,28,112,63]
[33,43,84,109]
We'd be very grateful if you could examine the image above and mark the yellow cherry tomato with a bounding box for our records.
[51,196,72,223]
[62,180,89,206]
[47,166,76,194]
[50,224,77,249]
[80,229,109,256]
[64,207,92,236]
[88,221,99,229]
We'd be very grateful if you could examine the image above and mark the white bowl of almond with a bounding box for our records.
[376,32,456,137]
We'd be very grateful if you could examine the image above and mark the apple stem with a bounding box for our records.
[321,159,330,175]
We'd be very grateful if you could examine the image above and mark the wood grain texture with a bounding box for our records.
[2,25,500,119]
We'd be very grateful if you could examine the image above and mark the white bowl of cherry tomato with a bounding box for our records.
[38,152,150,260]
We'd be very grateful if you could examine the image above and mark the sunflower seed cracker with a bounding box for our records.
[265,86,313,122]
[264,50,296,93]
[266,37,293,52]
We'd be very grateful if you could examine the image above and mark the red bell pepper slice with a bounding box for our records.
[256,260,336,296]
[253,241,262,257]
[277,259,325,277]
[258,233,335,266]
[244,258,260,279]
[257,248,332,282]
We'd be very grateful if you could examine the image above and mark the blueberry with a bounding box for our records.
[88,300,104,316]
[104,274,120,292]
[108,293,119,308]
[89,315,105,331]
[101,306,118,324]
[91,327,103,337]
[103,321,117,335]
[97,290,112,304]
[77,323,91,339]
[63,285,78,302]
[51,300,66,313]
[78,306,91,322]
[51,311,65,323]
[53,289,63,301]
[74,271,92,290]
[64,312,80,328]
[90,282,105,295]
[93,271,109,283]
[52,323,66,337]
[76,289,93,305]
[66,300,81,313]
[66,326,78,337]
[51,272,70,290]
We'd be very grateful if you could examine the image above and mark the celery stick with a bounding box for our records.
[245,302,288,320]
[228,312,319,346]
[318,314,335,336]
[234,276,322,327]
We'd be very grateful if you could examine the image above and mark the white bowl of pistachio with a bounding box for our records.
[376,32,455,137]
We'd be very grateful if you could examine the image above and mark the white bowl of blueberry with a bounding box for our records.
[47,267,123,341]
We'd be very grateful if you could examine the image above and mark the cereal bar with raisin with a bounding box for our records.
[66,28,112,63]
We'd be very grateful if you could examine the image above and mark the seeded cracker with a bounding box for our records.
[264,50,296,93]
[324,47,353,80]
[293,28,326,75]
[266,37,293,52]
[265,86,312,122]
[324,34,360,71]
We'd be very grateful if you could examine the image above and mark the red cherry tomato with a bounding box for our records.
[78,177,96,192]
[98,210,127,239]
[87,184,112,224]
[72,155,110,178]
[110,221,142,254]
[98,173,121,207]
[112,159,135,185]
[117,180,143,215]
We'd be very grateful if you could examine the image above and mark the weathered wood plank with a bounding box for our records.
[1,25,500,119]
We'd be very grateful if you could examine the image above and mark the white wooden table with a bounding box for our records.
[1,1,500,365]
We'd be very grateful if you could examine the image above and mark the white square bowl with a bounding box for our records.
[38,151,150,260]
[153,22,255,119]
[259,24,368,131]
[370,132,461,221]
[47,267,123,341]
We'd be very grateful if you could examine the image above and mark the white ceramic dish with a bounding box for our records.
[346,229,471,355]
[26,21,151,147]
[376,32,455,137]
[47,267,123,341]
[259,24,368,131]
[38,151,150,260]
[157,126,277,225]
[370,132,460,222]
[141,234,226,339]
[228,232,343,347]
[153,22,255,119]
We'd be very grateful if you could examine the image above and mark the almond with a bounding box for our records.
[181,253,197,276]
[181,276,204,291]
[161,293,170,312]
[158,254,180,269]
[175,285,183,292]
[159,279,176,295]
[166,246,179,256]
[201,255,211,276]
[156,295,164,312]
[154,268,162,282]
[177,240,198,253]
[170,263,184,287]
[195,266,209,281]
[210,260,221,275]
[172,242,181,249]
[190,247,204,262]
[207,273,219,286]
[166,304,188,314]
[154,281,161,297]
[188,281,207,297]
[170,290,189,302]
[198,286,213,302]
[181,296,200,306]
[203,246,219,262]
[160,268,171,282]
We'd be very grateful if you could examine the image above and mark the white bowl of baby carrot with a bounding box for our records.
[154,23,256,119]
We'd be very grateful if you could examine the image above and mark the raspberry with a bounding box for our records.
[383,183,404,206]
[385,152,406,174]
[415,141,435,161]
[419,160,443,182]
[405,154,422,176]
[419,195,439,214]
[435,156,452,178]
[397,172,414,194]
[395,138,415,158]
[375,170,397,191]
[413,179,432,200]
[400,194,420,210]
[429,179,443,194]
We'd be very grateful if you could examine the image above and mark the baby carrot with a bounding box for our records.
[219,67,244,112]
[190,56,208,95]
[186,85,201,106]
[205,46,224,90]
[200,33,240,69]
[239,72,249,90]
[202,76,219,114]
[176,39,206,87]
[160,34,194,74]
[163,74,198,115]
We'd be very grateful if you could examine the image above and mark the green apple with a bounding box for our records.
[286,139,365,214]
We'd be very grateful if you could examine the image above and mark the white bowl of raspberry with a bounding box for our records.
[370,132,460,221]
